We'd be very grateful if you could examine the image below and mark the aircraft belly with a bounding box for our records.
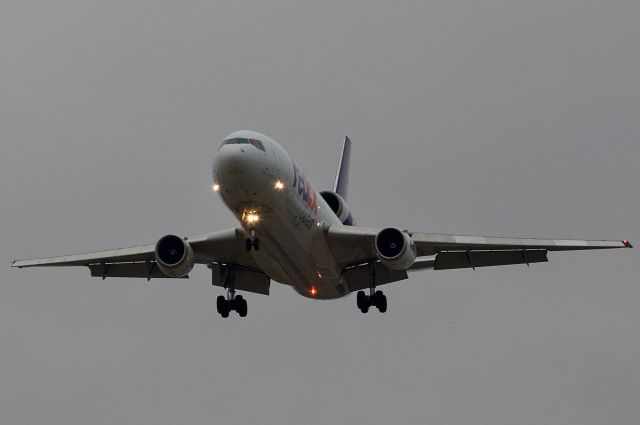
[250,203,346,299]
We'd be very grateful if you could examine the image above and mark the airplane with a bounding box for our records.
[11,130,633,317]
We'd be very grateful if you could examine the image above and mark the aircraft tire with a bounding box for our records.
[236,296,248,317]
[372,291,387,312]
[377,293,387,313]
[217,295,230,318]
[357,291,368,310]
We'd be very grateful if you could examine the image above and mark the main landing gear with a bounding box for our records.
[245,230,261,251]
[356,261,387,313]
[217,292,248,318]
[216,264,247,318]
[357,289,387,313]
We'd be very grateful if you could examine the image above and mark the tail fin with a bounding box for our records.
[333,136,352,200]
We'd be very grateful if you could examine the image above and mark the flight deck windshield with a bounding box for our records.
[219,138,265,152]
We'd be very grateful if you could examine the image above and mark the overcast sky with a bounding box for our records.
[1,1,638,424]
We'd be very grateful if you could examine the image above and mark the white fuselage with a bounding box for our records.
[213,130,347,299]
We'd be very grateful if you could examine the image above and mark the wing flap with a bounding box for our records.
[343,262,408,292]
[434,249,548,270]
[88,262,187,279]
[411,233,628,256]
[210,264,270,296]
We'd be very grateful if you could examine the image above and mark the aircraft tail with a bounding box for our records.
[333,136,352,200]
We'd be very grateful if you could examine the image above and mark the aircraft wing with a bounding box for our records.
[11,228,258,279]
[328,225,632,271]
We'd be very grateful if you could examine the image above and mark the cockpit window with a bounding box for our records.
[219,138,266,152]
[248,139,265,151]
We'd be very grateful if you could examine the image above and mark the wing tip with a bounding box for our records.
[623,240,633,248]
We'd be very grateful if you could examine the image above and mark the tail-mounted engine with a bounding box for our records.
[375,228,417,270]
[320,191,355,226]
[154,234,195,277]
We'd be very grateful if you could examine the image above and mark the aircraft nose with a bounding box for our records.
[213,144,267,194]
[214,145,246,177]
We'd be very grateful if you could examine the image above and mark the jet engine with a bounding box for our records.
[154,234,195,277]
[320,191,355,226]
[375,228,417,270]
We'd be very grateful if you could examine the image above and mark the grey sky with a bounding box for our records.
[1,1,638,424]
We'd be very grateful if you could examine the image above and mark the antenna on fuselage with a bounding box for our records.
[333,136,352,201]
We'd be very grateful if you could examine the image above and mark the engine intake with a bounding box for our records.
[154,234,195,277]
[375,228,417,270]
[320,191,355,226]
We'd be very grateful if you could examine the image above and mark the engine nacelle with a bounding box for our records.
[375,228,417,270]
[320,191,355,226]
[154,234,195,277]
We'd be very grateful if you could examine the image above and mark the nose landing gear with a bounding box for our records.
[245,230,261,251]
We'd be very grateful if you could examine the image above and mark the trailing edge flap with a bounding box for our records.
[210,263,270,296]
[434,249,548,270]
[343,261,408,292]
[88,262,187,279]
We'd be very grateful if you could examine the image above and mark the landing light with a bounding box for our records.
[274,180,284,190]
[213,183,220,192]
[242,211,260,224]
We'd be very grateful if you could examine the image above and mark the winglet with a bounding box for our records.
[623,240,633,248]
[333,136,352,201]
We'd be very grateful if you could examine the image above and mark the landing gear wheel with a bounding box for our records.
[216,293,248,318]
[356,289,387,314]
[245,237,261,251]
[357,291,370,313]
[216,295,230,318]
[375,292,387,313]
[357,291,367,309]
[236,295,248,317]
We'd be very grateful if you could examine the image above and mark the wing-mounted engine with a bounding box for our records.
[375,227,417,270]
[154,234,195,277]
[320,191,355,226]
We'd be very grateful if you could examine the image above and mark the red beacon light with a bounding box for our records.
[310,287,318,296]
[623,240,633,248]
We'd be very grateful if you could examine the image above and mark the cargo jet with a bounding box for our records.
[12,131,633,317]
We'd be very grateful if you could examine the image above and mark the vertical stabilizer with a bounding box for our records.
[333,136,352,200]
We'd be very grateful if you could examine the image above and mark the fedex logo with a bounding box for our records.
[292,163,318,213]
